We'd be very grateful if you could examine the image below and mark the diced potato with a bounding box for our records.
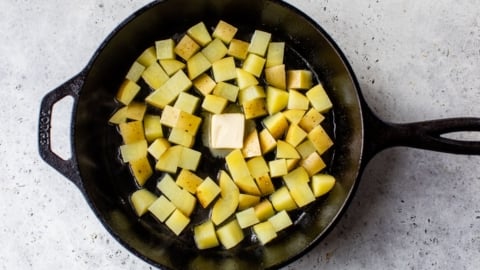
[262,112,289,139]
[211,170,239,225]
[176,169,203,194]
[212,57,237,82]
[243,98,268,120]
[125,61,145,82]
[157,174,197,216]
[255,174,275,196]
[269,159,288,178]
[160,105,181,128]
[109,106,128,124]
[120,140,148,163]
[213,81,239,102]
[283,166,310,183]
[266,42,285,68]
[234,175,261,196]
[126,101,147,121]
[177,111,202,136]
[311,174,336,197]
[175,34,201,61]
[287,90,309,110]
[266,86,289,115]
[268,210,293,232]
[142,62,170,90]
[242,129,262,158]
[179,147,202,171]
[248,30,271,56]
[174,92,200,114]
[306,83,333,113]
[253,199,275,221]
[270,186,297,211]
[156,38,175,60]
[238,85,265,104]
[202,38,228,63]
[307,125,334,155]
[285,123,308,147]
[286,158,300,172]
[283,167,315,207]
[300,151,326,177]
[211,114,245,149]
[194,220,219,249]
[287,70,313,90]
[212,20,238,44]
[187,52,212,80]
[258,128,277,154]
[247,156,270,178]
[136,46,157,67]
[143,114,163,142]
[265,64,286,89]
[236,207,260,228]
[202,94,228,114]
[165,209,190,236]
[159,59,186,76]
[216,219,244,249]
[116,79,141,105]
[276,140,300,159]
[283,109,306,125]
[238,194,261,210]
[129,156,153,186]
[146,70,192,109]
[148,138,170,160]
[225,149,250,181]
[196,176,221,208]
[187,22,212,47]
[296,139,316,159]
[148,195,176,222]
[236,68,259,90]
[243,53,266,77]
[155,145,182,174]
[253,221,277,245]
[228,38,249,60]
[169,128,195,148]
[193,73,217,96]
[131,189,157,216]
[119,120,145,144]
[298,108,325,132]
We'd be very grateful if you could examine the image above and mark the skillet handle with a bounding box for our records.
[38,72,86,187]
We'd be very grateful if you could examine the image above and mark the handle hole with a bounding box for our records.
[51,95,74,160]
[441,131,480,142]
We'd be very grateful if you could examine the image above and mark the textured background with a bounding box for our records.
[1,0,479,269]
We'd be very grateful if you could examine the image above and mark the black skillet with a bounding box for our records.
[38,0,480,269]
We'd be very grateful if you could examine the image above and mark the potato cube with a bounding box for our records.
[288,90,309,110]
[287,70,313,90]
[175,169,203,194]
[242,130,262,158]
[306,84,333,113]
[269,159,288,178]
[255,174,275,196]
[202,38,228,63]
[175,34,200,61]
[258,128,277,154]
[159,59,185,76]
[146,70,192,109]
[247,156,270,178]
[148,138,170,160]
[126,101,147,121]
[155,145,182,174]
[169,128,195,148]
[283,167,315,207]
[300,151,326,177]
[157,174,196,216]
[119,120,145,144]
[194,220,219,249]
[298,108,325,132]
[187,52,212,80]
[270,186,297,211]
[265,64,286,89]
[243,98,268,120]
[125,61,145,82]
[216,219,244,249]
[201,94,228,114]
[160,105,180,128]
[283,109,306,125]
[108,106,128,124]
[253,221,277,245]
[212,20,238,44]
[212,57,237,82]
[116,79,141,105]
[266,42,285,68]
[196,176,221,208]
[211,114,245,149]
[285,123,308,147]
[311,174,336,197]
[228,38,249,60]
[136,46,157,67]
[213,81,239,102]
[174,92,200,114]
[238,194,261,210]
[268,210,293,232]
[211,170,239,225]
[296,139,317,159]
[129,156,152,186]
[236,207,260,229]
[266,86,289,115]
[236,68,259,90]
[130,189,157,216]
[177,111,202,136]
[234,175,261,196]
[120,140,148,163]
[225,149,250,181]
[148,195,176,222]
[276,140,300,159]
[165,209,190,236]
[179,147,202,171]
[243,53,266,77]
[187,22,212,47]
[283,166,309,183]
[262,112,289,139]
[308,125,334,155]
[248,30,271,56]
[193,73,216,96]
[143,114,163,142]
[238,85,265,104]
[286,158,300,171]
[142,62,170,90]
[156,38,175,60]
[254,199,275,221]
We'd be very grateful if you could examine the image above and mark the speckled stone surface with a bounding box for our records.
[1,0,479,269]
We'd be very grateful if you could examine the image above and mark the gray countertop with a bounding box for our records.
[1,0,479,269]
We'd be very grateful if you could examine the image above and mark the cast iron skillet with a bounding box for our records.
[38,0,480,269]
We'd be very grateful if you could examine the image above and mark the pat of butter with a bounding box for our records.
[211,113,245,149]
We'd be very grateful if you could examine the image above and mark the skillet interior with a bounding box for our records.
[74,0,364,268]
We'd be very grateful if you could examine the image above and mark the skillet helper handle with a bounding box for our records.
[38,72,86,187]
